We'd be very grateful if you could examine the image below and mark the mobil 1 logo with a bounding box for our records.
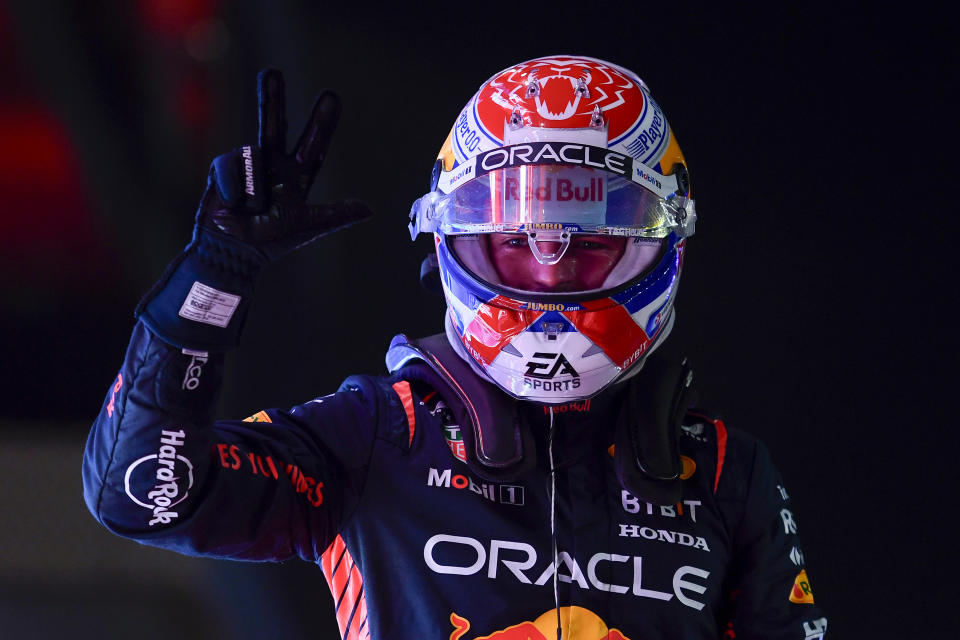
[427,468,525,506]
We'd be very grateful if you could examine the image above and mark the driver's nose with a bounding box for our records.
[527,242,576,291]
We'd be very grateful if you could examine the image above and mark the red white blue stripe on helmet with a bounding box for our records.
[437,233,681,371]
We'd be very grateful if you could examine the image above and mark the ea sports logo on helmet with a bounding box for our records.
[475,56,648,144]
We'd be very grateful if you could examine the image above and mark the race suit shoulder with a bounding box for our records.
[83,322,827,639]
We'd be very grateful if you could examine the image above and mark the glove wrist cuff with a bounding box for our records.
[135,229,268,352]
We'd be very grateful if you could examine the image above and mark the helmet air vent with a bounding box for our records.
[590,105,604,128]
[576,77,590,98]
[525,75,540,98]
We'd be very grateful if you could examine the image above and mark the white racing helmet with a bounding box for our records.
[409,55,696,404]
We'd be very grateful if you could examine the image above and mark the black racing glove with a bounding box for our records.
[135,69,372,351]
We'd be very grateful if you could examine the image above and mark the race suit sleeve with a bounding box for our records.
[82,321,394,562]
[723,437,829,640]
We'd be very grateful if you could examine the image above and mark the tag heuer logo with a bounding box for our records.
[443,424,466,463]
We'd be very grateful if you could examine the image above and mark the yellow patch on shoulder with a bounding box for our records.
[243,410,272,423]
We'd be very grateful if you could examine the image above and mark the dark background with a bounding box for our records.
[0,1,954,638]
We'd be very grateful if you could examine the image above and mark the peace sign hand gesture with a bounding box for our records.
[136,69,371,351]
[201,68,371,260]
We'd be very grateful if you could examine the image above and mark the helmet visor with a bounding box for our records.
[431,165,687,238]
[449,232,665,297]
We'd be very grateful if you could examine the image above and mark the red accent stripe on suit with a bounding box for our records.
[391,380,416,446]
[321,535,369,639]
[714,419,728,493]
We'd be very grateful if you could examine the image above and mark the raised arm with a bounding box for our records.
[82,70,375,562]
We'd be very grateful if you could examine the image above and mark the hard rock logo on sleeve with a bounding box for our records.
[124,429,194,526]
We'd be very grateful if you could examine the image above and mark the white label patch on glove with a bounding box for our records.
[178,282,241,328]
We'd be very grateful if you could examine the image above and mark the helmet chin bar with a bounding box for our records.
[526,229,571,265]
[441,306,678,405]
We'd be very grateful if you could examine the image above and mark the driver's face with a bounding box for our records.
[486,233,628,293]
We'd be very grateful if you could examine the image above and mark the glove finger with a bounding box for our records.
[260,200,373,260]
[257,68,288,158]
[292,90,341,193]
[302,199,373,237]
[210,147,267,212]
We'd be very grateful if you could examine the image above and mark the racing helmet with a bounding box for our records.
[409,55,696,404]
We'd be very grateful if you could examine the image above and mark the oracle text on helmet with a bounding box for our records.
[478,143,629,176]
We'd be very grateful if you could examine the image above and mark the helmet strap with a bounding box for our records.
[386,333,537,483]
[613,351,696,506]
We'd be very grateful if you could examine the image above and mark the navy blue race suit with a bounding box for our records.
[82,321,827,639]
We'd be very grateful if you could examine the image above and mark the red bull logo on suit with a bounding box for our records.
[448,606,631,640]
